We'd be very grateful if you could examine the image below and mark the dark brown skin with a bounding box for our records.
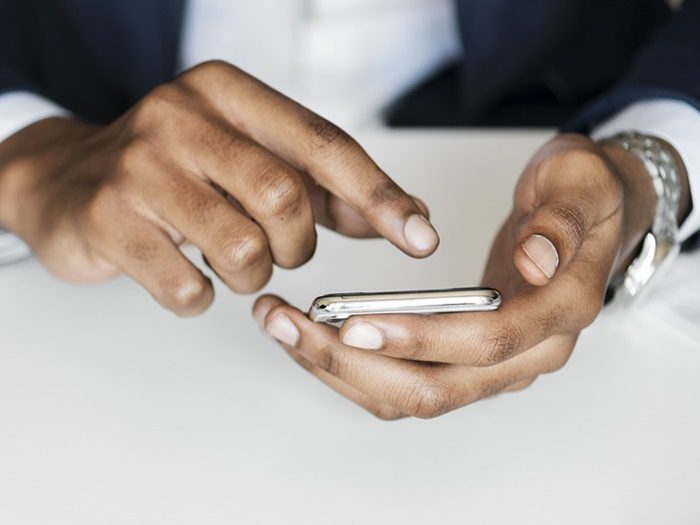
[0,60,690,418]
[0,61,438,316]
[254,133,691,420]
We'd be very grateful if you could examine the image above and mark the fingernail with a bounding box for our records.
[403,214,439,253]
[253,304,269,328]
[342,322,384,350]
[522,234,559,279]
[266,314,300,347]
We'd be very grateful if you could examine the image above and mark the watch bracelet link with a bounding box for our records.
[598,131,682,302]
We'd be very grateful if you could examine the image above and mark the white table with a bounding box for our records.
[1,131,698,524]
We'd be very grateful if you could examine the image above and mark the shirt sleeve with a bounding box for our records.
[0,91,69,143]
[590,99,700,243]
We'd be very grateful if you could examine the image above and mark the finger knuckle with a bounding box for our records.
[543,349,572,373]
[224,233,269,273]
[370,406,404,421]
[123,237,159,263]
[185,59,232,82]
[509,377,537,392]
[406,377,453,419]
[395,317,431,360]
[540,307,564,335]
[306,115,355,157]
[277,236,317,270]
[148,83,184,105]
[521,377,538,389]
[370,179,405,208]
[135,84,186,126]
[160,275,210,312]
[550,203,587,247]
[116,141,151,176]
[315,343,343,376]
[256,166,305,218]
[478,376,514,398]
[477,324,522,366]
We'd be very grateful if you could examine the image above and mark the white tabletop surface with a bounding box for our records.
[1,130,698,525]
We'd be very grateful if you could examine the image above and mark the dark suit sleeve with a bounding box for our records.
[0,1,36,96]
[564,0,700,250]
[563,0,700,132]
[0,0,184,124]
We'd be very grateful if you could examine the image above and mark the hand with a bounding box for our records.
[0,61,438,316]
[253,133,689,419]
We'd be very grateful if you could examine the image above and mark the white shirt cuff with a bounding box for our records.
[591,99,700,243]
[0,91,69,144]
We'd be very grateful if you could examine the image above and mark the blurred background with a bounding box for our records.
[180,0,462,128]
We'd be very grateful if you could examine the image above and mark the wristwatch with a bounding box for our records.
[599,131,682,305]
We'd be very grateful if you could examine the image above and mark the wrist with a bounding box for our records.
[600,142,654,275]
[0,117,90,236]
[600,138,691,277]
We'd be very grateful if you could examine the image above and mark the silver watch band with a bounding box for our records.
[599,131,682,303]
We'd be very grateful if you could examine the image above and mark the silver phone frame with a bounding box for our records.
[309,287,501,323]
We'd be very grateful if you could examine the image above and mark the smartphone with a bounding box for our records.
[309,287,501,324]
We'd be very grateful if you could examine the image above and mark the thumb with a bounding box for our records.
[513,201,591,286]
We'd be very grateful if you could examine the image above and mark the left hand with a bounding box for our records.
[252,133,684,419]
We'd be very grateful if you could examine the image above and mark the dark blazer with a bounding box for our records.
[1,0,699,246]
[2,0,700,129]
[0,0,184,124]
[388,0,700,129]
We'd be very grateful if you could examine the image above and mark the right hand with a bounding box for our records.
[0,61,438,316]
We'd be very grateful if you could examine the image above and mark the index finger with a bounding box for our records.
[182,61,439,258]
